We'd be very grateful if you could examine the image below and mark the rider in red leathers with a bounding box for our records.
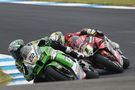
[50,28,121,57]
[50,28,128,69]
[65,28,119,49]
[68,28,130,69]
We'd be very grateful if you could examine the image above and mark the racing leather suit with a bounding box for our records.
[15,37,83,81]
[65,28,119,49]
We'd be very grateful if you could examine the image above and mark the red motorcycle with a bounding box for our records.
[67,35,129,73]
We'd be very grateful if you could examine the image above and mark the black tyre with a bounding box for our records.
[123,58,130,69]
[85,66,99,79]
[45,66,76,81]
[34,74,48,83]
[94,54,124,73]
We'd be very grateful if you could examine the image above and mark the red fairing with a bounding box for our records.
[94,37,104,47]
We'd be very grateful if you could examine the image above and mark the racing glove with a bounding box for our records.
[77,53,84,59]
[80,28,97,35]
[38,40,46,46]
[80,28,104,37]
[38,37,51,46]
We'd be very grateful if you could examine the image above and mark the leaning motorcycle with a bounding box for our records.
[67,35,129,73]
[22,44,98,83]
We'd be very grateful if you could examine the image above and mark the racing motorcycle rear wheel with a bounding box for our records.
[45,66,77,81]
[94,54,124,73]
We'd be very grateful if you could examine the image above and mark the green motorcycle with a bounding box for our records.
[21,44,96,83]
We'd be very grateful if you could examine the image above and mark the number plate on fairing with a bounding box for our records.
[23,45,42,66]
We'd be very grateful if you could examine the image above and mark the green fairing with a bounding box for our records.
[55,53,73,67]
[33,46,74,76]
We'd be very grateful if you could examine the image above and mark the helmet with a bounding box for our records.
[8,39,25,60]
[65,33,74,42]
[50,32,65,44]
[20,45,33,61]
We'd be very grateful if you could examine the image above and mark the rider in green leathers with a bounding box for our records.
[8,37,88,82]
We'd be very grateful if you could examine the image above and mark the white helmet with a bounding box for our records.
[50,32,65,45]
[8,39,25,60]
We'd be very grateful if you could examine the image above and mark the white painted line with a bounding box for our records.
[0,54,13,59]
[0,61,15,66]
[98,6,135,10]
[12,75,25,79]
[3,69,20,74]
[0,1,135,10]
[8,81,33,86]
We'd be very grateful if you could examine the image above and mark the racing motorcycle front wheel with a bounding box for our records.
[84,66,99,79]
[123,58,130,69]
[94,54,124,73]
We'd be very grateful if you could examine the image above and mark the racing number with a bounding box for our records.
[29,53,35,62]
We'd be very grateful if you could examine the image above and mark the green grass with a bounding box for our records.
[30,0,135,6]
[0,68,12,86]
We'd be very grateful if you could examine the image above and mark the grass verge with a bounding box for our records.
[0,68,12,86]
[30,0,135,6]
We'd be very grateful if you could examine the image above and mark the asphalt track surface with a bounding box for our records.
[0,3,135,90]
